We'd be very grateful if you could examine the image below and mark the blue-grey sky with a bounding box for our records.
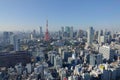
[0,0,120,31]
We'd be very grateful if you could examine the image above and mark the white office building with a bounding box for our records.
[99,45,114,61]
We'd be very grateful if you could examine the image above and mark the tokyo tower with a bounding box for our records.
[44,20,50,41]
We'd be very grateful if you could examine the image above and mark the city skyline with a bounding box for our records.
[0,0,120,31]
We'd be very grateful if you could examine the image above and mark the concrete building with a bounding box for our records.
[15,63,22,75]
[62,51,72,62]
[61,26,64,39]
[99,45,114,61]
[13,35,20,51]
[10,34,14,45]
[54,55,62,68]
[3,32,13,45]
[89,54,103,66]
[87,27,94,45]
[100,36,106,44]
[70,26,74,38]
[49,53,56,65]
[102,68,117,80]
[39,26,43,39]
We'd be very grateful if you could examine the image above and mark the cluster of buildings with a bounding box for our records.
[0,21,120,80]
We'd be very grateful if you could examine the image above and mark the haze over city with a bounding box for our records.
[0,0,120,31]
[1,0,120,80]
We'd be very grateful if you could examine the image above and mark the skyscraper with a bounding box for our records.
[61,27,64,39]
[40,26,42,34]
[3,32,11,45]
[65,26,70,34]
[13,35,20,51]
[39,26,43,38]
[61,27,64,33]
[87,27,94,45]
[70,26,73,38]
[98,30,106,44]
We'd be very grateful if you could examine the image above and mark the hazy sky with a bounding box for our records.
[0,0,120,31]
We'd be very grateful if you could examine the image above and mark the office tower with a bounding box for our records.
[98,29,109,44]
[87,27,94,45]
[61,27,64,38]
[70,26,74,38]
[99,45,114,61]
[62,51,72,62]
[61,26,64,33]
[33,29,36,38]
[77,29,84,38]
[65,26,70,33]
[98,30,101,44]
[102,69,117,80]
[39,26,43,38]
[40,26,42,34]
[103,29,107,36]
[64,26,70,38]
[94,31,98,41]
[3,31,12,45]
[89,54,103,66]
[3,32,9,44]
[49,54,56,65]
[10,34,14,45]
[44,20,50,41]
[100,36,106,43]
[13,35,20,51]
[30,33,34,40]
[11,35,21,51]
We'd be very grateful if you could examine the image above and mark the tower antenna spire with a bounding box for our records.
[44,20,50,41]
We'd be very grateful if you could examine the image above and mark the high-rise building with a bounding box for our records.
[94,31,98,41]
[3,32,9,44]
[40,26,42,34]
[89,54,103,66]
[61,27,64,33]
[10,34,14,45]
[3,31,13,45]
[100,36,106,43]
[13,35,20,51]
[99,45,114,61]
[64,26,70,38]
[33,29,36,38]
[62,51,72,62]
[30,33,34,40]
[65,26,70,33]
[87,27,94,45]
[98,30,107,44]
[39,26,43,38]
[102,69,116,80]
[61,27,64,39]
[70,26,74,38]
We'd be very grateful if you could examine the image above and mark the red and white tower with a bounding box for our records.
[44,20,50,41]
